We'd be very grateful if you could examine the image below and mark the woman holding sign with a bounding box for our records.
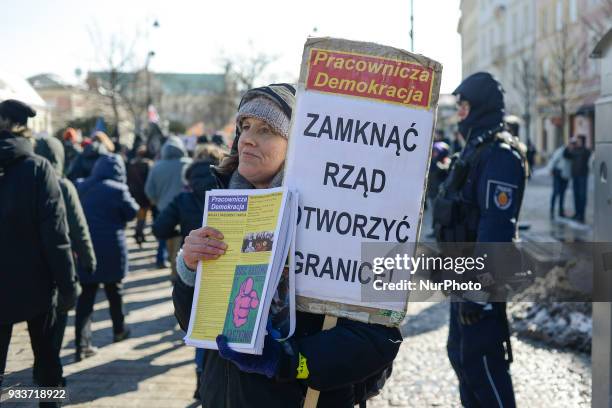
[172,83,402,407]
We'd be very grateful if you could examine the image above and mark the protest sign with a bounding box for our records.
[284,37,442,326]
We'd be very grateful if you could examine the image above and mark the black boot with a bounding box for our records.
[75,345,98,362]
[193,370,202,400]
[113,328,131,343]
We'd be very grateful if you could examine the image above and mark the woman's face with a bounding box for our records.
[238,117,287,188]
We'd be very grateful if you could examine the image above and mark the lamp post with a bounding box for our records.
[145,19,160,112]
[145,50,155,107]
[410,0,414,52]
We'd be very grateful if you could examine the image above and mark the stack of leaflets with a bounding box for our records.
[185,187,298,355]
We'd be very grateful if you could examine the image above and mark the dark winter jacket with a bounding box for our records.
[152,159,217,243]
[77,154,139,284]
[62,140,82,176]
[34,137,97,274]
[564,146,591,178]
[145,136,192,212]
[172,169,402,408]
[0,131,77,324]
[67,141,108,181]
[145,122,166,159]
[127,156,153,208]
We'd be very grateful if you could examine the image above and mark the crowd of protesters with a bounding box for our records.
[0,98,231,405]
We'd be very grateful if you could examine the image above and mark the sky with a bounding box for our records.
[1,0,462,94]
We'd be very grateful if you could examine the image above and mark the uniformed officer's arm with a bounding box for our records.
[475,147,524,243]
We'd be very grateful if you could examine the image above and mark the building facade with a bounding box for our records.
[86,70,228,134]
[1,71,52,135]
[458,0,610,157]
[28,74,116,135]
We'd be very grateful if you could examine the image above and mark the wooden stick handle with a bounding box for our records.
[303,315,338,408]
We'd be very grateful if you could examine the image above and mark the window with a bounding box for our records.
[541,7,548,36]
[524,4,530,33]
[556,0,563,31]
[569,0,577,22]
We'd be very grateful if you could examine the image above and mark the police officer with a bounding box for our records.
[433,72,527,408]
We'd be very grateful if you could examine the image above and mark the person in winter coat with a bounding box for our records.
[145,136,192,275]
[153,157,218,244]
[127,145,153,246]
[67,131,110,182]
[145,122,166,160]
[33,136,97,383]
[172,84,402,408]
[0,100,79,394]
[152,151,221,400]
[564,135,592,223]
[548,143,572,218]
[62,127,82,175]
[426,141,451,237]
[75,154,139,361]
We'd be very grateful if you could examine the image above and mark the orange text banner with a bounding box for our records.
[306,48,435,109]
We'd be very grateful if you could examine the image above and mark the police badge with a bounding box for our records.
[487,180,516,211]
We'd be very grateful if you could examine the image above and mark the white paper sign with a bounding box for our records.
[284,38,442,321]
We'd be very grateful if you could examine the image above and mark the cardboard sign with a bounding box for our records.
[284,37,442,326]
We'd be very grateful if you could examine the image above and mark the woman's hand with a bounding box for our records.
[183,226,227,270]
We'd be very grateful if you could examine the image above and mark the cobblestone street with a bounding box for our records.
[2,171,593,407]
[369,301,591,407]
[3,238,200,408]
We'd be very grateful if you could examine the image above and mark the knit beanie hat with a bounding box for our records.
[235,84,296,141]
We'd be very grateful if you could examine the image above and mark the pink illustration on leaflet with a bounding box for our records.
[233,277,260,327]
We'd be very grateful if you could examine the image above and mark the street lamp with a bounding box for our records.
[145,50,156,107]
[410,0,414,52]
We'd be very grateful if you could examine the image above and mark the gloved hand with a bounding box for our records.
[458,301,485,325]
[216,334,282,378]
[57,283,81,314]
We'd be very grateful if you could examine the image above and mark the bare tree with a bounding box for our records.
[88,24,140,128]
[513,53,538,142]
[203,46,278,132]
[220,45,279,93]
[87,23,156,140]
[204,62,240,131]
[538,24,587,146]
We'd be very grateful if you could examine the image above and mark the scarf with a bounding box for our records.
[228,168,284,190]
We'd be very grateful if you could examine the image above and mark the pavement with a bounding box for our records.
[1,170,593,407]
[519,167,594,242]
[2,237,200,408]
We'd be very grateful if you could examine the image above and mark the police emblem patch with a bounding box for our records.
[487,180,516,210]
[493,184,513,210]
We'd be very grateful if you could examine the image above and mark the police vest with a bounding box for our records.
[433,130,528,243]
